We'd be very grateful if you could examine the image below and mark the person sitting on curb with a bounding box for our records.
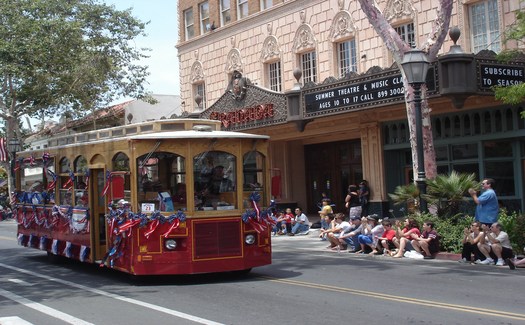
[339,216,363,253]
[318,213,336,241]
[458,221,485,263]
[320,213,351,251]
[377,220,396,256]
[477,223,513,266]
[411,221,440,259]
[357,215,384,254]
[290,207,310,236]
[318,198,333,231]
[506,257,525,270]
[392,218,421,258]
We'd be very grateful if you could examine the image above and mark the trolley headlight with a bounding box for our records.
[245,234,256,245]
[165,239,177,250]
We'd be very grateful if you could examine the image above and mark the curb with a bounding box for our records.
[435,252,461,261]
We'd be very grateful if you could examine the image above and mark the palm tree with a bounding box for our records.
[423,171,480,218]
[389,183,420,213]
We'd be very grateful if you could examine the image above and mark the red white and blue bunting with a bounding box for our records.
[99,205,186,268]
[241,192,276,234]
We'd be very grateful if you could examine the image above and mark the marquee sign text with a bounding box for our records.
[480,64,524,88]
[305,74,406,114]
[209,103,274,128]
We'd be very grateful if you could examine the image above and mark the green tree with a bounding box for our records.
[0,0,151,142]
[423,171,479,218]
[494,10,525,106]
[388,183,420,213]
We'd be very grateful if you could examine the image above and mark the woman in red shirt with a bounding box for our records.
[392,218,421,258]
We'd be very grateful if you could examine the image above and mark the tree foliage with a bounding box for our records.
[423,171,479,218]
[0,0,151,138]
[494,10,525,106]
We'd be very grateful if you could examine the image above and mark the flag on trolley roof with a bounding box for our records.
[0,138,8,162]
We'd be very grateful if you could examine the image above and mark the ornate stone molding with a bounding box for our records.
[292,11,317,53]
[260,24,282,62]
[384,0,415,22]
[225,36,244,73]
[190,61,204,83]
[329,10,356,42]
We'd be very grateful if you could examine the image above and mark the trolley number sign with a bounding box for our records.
[305,74,405,114]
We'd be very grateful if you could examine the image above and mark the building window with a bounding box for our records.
[266,61,282,92]
[194,83,206,111]
[261,0,272,10]
[220,0,231,26]
[199,1,209,34]
[394,23,415,48]
[301,51,317,84]
[237,0,248,19]
[469,0,500,53]
[184,8,194,41]
[337,40,357,77]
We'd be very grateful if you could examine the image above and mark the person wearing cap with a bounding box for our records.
[338,215,363,252]
[357,215,383,254]
[411,221,440,259]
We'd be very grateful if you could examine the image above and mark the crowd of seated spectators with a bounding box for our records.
[271,204,523,270]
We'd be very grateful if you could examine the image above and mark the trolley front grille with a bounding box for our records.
[193,220,242,259]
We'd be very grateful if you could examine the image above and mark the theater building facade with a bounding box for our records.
[176,0,525,216]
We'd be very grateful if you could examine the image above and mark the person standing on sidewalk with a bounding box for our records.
[345,185,361,220]
[468,178,499,227]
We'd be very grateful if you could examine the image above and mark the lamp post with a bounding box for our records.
[401,49,430,213]
[8,138,21,194]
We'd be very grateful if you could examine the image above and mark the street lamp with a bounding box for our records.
[401,49,430,213]
[8,138,21,191]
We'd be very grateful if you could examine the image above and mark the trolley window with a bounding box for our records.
[194,151,237,210]
[137,152,186,212]
[243,151,265,208]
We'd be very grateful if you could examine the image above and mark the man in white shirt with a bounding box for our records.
[477,222,513,266]
[290,207,310,235]
[320,213,351,250]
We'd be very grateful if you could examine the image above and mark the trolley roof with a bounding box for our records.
[20,119,269,154]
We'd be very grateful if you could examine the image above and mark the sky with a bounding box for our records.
[106,0,180,97]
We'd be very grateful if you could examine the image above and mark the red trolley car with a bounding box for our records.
[13,119,272,275]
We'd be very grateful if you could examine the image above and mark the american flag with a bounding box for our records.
[0,138,7,162]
